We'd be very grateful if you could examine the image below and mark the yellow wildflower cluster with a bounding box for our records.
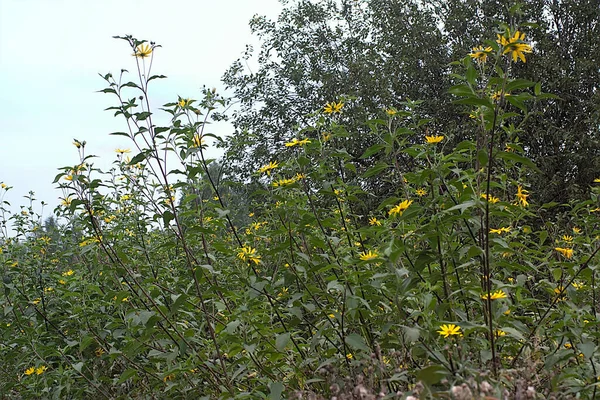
[469,45,493,63]
[272,174,305,187]
[437,324,462,338]
[369,217,382,226]
[555,247,574,259]
[24,365,47,376]
[285,138,311,147]
[389,199,413,216]
[425,135,444,144]
[481,290,507,300]
[481,194,500,204]
[490,227,511,234]
[133,42,153,58]
[191,134,205,148]
[258,161,279,175]
[496,30,532,63]
[359,250,379,261]
[237,246,261,265]
[515,185,529,207]
[324,101,344,114]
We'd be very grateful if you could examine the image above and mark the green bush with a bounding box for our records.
[1,29,600,399]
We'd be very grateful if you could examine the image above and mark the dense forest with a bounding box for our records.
[1,0,600,398]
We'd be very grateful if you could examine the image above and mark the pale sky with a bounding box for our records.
[0,0,281,225]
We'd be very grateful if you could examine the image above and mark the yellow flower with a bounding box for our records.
[437,324,462,338]
[564,342,573,349]
[555,247,573,259]
[572,282,584,290]
[469,45,493,63]
[496,30,532,63]
[491,90,511,101]
[359,250,378,261]
[346,353,353,360]
[133,42,153,58]
[495,329,507,337]
[284,138,311,147]
[389,199,413,216]
[237,246,261,265]
[369,217,382,226]
[324,101,344,114]
[95,348,105,357]
[62,269,74,277]
[490,227,511,234]
[385,108,397,116]
[115,148,131,154]
[415,188,427,197]
[178,98,190,107]
[272,178,296,187]
[58,279,66,285]
[481,290,507,300]
[32,298,41,305]
[163,374,175,382]
[0,183,6,189]
[516,185,529,207]
[562,235,573,242]
[425,135,444,144]
[481,194,500,204]
[192,134,205,148]
[35,365,47,375]
[258,161,279,175]
[60,197,72,207]
[573,227,582,234]
[594,178,600,183]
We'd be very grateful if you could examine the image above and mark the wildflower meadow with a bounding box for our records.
[2,4,600,399]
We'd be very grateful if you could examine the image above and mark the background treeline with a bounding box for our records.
[221,0,600,206]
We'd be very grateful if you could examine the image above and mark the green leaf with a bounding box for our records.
[268,382,284,400]
[129,152,147,165]
[345,333,369,352]
[117,368,137,384]
[363,162,389,178]
[416,365,449,385]
[275,333,290,351]
[360,143,386,159]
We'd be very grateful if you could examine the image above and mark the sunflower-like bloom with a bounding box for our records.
[555,247,574,259]
[192,134,205,148]
[115,148,131,154]
[481,194,500,204]
[35,366,47,375]
[516,185,529,207]
[133,43,153,58]
[258,161,279,175]
[469,45,493,63]
[359,250,378,261]
[389,199,413,216]
[25,367,35,376]
[237,246,261,265]
[437,324,462,338]
[324,101,344,114]
[481,290,507,300]
[425,135,444,144]
[272,178,297,187]
[415,188,427,197]
[490,227,511,234]
[496,30,532,63]
[369,217,382,226]
[285,138,311,147]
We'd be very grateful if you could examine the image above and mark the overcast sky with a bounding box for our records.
[0,0,281,225]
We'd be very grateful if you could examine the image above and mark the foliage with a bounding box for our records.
[2,17,600,400]
[223,0,600,206]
